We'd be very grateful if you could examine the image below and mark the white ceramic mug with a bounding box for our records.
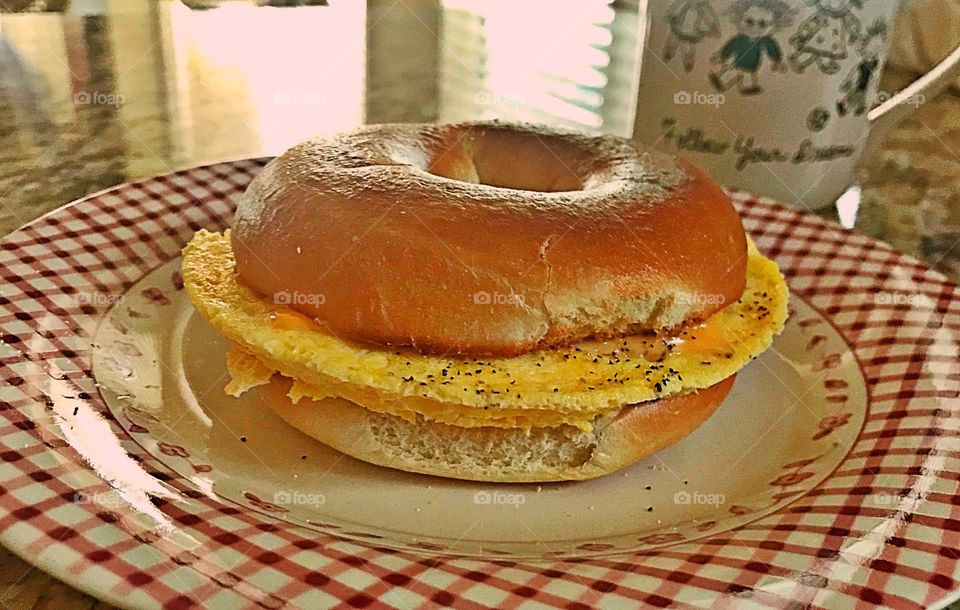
[632,0,960,210]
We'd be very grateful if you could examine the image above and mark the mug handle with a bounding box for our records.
[869,42,960,136]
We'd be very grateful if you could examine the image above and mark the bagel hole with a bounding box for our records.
[428,138,584,193]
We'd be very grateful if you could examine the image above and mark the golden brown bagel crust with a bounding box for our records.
[260,375,736,482]
[232,121,747,356]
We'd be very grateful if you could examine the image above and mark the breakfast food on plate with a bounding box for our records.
[182,121,789,482]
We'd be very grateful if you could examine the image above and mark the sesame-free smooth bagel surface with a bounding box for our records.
[231,121,748,356]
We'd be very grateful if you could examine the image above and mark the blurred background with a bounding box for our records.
[0,0,641,227]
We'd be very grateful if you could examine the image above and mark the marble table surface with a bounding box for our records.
[0,2,958,608]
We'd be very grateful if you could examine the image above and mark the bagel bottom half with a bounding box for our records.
[260,375,736,482]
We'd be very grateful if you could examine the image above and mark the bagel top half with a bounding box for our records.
[230,121,747,357]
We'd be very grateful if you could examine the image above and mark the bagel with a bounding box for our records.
[231,121,747,357]
[261,375,736,483]
[182,121,789,482]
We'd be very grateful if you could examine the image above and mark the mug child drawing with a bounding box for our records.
[788,0,862,75]
[663,0,721,72]
[707,0,793,96]
[836,20,887,117]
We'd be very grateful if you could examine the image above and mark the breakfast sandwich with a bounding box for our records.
[182,121,788,482]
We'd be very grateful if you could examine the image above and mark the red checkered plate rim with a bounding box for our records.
[0,159,957,610]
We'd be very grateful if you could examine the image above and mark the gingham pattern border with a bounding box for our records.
[0,161,957,609]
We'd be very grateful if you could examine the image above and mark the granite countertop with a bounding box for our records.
[0,2,958,608]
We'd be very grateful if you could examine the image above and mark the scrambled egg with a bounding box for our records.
[183,230,788,430]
